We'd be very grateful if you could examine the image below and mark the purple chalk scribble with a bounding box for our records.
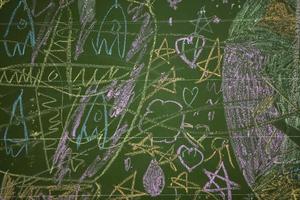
[222,44,285,186]
[124,157,132,171]
[203,162,239,200]
[106,64,144,118]
[143,159,165,197]
[53,131,72,184]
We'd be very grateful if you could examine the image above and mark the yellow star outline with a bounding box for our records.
[126,134,159,157]
[158,144,178,171]
[195,38,222,84]
[169,172,201,193]
[126,135,178,171]
[109,171,146,200]
[153,38,176,64]
[145,65,181,101]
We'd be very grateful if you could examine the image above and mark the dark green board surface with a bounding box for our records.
[0,0,299,199]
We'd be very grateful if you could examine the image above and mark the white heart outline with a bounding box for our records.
[175,35,206,69]
[177,145,204,173]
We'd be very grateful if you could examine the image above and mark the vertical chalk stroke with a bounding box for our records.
[75,0,96,60]
[96,0,158,181]
[0,0,299,199]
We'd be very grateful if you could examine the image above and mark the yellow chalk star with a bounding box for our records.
[196,38,222,84]
[153,38,176,64]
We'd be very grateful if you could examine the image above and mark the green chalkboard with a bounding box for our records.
[0,0,299,199]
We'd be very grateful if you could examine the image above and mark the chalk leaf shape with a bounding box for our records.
[143,159,165,197]
[177,145,204,173]
[3,0,35,57]
[92,0,127,58]
[183,87,199,107]
[175,35,206,69]
[4,90,29,157]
